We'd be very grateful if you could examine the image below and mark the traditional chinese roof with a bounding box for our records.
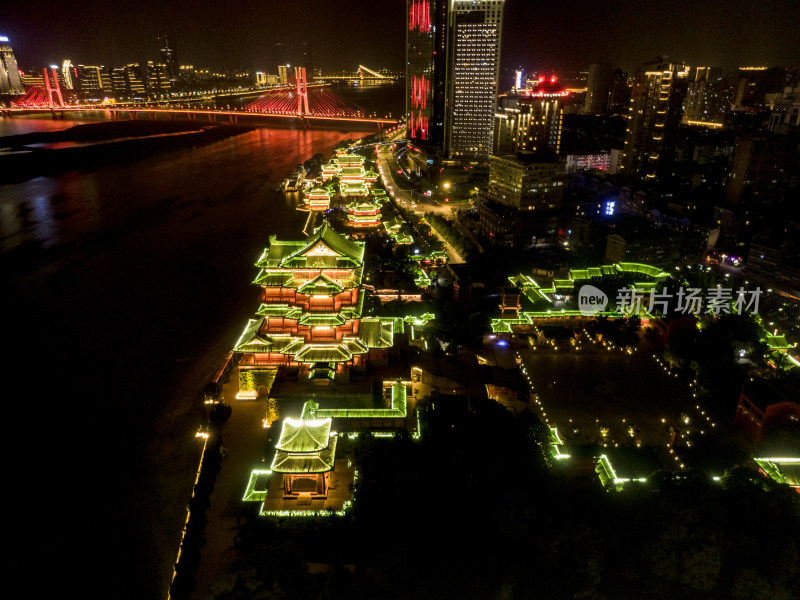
[358,318,394,348]
[334,155,364,166]
[271,416,338,474]
[295,344,354,362]
[339,166,365,178]
[255,222,365,273]
[298,313,347,327]
[297,272,345,294]
[234,320,306,354]
[275,417,332,452]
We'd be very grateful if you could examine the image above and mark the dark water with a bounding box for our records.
[1,87,398,598]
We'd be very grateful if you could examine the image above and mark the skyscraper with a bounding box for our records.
[302,42,314,82]
[585,63,612,115]
[0,35,25,95]
[273,40,288,74]
[406,0,448,148]
[159,35,179,87]
[620,58,689,180]
[445,0,505,159]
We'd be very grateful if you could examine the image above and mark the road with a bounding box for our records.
[374,136,472,217]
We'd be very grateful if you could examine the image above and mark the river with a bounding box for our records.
[2,82,402,599]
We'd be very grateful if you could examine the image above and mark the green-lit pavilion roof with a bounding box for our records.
[359,318,394,348]
[275,417,332,453]
[297,272,345,294]
[334,155,364,165]
[234,319,305,354]
[271,416,338,474]
[298,313,347,327]
[255,222,365,269]
[295,344,353,362]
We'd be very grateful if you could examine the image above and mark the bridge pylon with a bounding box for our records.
[43,68,66,109]
[294,67,310,117]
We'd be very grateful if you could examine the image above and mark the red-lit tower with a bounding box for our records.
[406,0,448,147]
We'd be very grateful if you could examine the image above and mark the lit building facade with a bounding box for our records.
[620,59,689,180]
[278,65,289,85]
[494,82,566,155]
[146,62,172,94]
[406,0,448,147]
[124,63,147,97]
[235,223,394,382]
[479,151,564,247]
[77,65,104,98]
[0,35,24,94]
[445,0,505,159]
[62,60,75,90]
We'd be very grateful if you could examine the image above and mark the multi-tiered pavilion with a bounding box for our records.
[235,222,393,383]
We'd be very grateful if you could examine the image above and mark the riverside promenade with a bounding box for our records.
[189,375,269,600]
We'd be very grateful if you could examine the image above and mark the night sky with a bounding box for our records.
[3,1,799,75]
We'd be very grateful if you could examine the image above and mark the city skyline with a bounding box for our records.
[3,0,800,74]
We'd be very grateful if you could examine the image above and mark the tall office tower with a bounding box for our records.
[62,60,75,90]
[273,40,288,74]
[302,42,314,82]
[620,58,689,180]
[159,35,180,87]
[585,63,612,115]
[406,0,449,147]
[494,82,566,154]
[445,0,505,159]
[146,61,172,93]
[0,35,25,94]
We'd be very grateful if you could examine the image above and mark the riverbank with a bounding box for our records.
[0,120,253,184]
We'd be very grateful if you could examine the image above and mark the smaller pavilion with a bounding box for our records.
[305,187,331,211]
[347,199,382,228]
[271,416,338,498]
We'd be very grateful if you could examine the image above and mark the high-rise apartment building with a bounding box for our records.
[146,61,172,94]
[159,35,180,87]
[494,82,566,154]
[0,35,24,94]
[585,63,612,115]
[77,65,104,98]
[608,68,630,116]
[278,64,289,85]
[445,0,505,159]
[478,150,564,247]
[620,58,689,180]
[125,63,147,97]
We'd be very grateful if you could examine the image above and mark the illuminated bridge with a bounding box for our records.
[2,67,397,127]
[315,64,397,83]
